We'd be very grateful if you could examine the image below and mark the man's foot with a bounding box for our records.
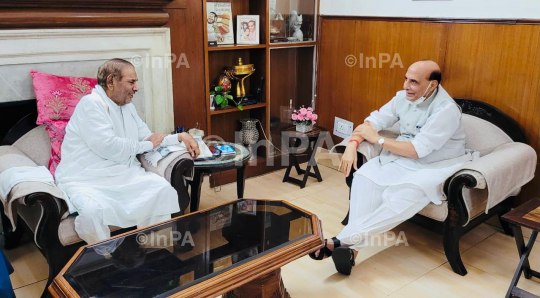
[309,237,340,260]
[332,247,357,275]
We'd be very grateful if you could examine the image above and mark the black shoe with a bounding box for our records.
[332,247,355,275]
[309,237,341,260]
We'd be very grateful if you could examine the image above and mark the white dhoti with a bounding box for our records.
[66,167,178,244]
[337,157,465,250]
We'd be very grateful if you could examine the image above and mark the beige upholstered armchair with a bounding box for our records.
[0,113,194,297]
[336,98,537,276]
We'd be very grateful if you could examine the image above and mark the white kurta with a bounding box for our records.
[337,89,471,250]
[55,86,179,244]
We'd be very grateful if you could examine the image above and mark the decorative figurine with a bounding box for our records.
[289,10,303,41]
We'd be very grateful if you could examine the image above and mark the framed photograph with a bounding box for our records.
[237,15,260,45]
[206,2,234,45]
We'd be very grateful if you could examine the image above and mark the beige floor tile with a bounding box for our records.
[461,232,540,295]
[353,241,448,295]
[13,280,47,298]
[282,256,387,298]
[203,163,345,204]
[386,263,512,298]
[384,220,497,257]
[4,242,49,289]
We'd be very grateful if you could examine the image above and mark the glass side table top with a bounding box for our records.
[59,199,316,298]
[194,142,250,168]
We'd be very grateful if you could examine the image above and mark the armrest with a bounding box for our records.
[138,151,194,183]
[0,145,68,236]
[445,142,537,226]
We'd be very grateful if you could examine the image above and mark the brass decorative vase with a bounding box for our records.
[224,58,255,98]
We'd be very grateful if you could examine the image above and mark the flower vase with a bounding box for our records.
[296,123,313,133]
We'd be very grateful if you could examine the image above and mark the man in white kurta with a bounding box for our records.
[313,61,474,275]
[55,59,199,245]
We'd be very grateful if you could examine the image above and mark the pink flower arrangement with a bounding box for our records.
[291,106,318,126]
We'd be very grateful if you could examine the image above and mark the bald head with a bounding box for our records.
[403,60,442,101]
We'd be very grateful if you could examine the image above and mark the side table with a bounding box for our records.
[188,142,250,212]
[502,198,540,298]
[281,126,328,189]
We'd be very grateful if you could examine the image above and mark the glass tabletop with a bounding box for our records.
[62,200,313,298]
[194,142,250,167]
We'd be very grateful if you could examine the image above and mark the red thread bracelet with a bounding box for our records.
[349,139,360,147]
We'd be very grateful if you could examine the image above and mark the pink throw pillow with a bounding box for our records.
[30,70,97,175]
[31,70,97,124]
[46,120,68,176]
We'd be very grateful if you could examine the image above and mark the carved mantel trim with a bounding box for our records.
[0,0,187,28]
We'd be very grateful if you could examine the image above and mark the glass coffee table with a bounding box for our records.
[189,142,251,212]
[49,199,323,298]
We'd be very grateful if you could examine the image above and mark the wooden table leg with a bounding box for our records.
[189,172,204,213]
[237,164,246,199]
[224,268,290,298]
[505,226,539,298]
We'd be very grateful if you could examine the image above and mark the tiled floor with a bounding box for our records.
[5,162,540,297]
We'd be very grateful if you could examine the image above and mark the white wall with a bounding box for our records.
[320,0,540,19]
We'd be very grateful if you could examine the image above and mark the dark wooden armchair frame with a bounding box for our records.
[341,98,526,276]
[0,102,194,297]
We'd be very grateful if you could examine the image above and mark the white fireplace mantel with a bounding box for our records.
[0,28,174,133]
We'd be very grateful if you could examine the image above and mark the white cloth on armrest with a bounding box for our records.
[451,142,537,212]
[0,166,54,199]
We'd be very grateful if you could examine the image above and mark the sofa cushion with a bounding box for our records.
[462,114,512,155]
[12,125,51,167]
[58,216,122,246]
[31,70,96,175]
[418,201,448,221]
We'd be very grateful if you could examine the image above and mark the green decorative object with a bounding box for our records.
[210,85,243,111]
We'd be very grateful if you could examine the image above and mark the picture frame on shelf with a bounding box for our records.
[237,15,260,45]
[206,2,234,45]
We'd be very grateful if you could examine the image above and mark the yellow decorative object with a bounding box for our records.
[224,58,255,98]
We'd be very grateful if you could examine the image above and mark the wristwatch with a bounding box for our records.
[378,137,385,146]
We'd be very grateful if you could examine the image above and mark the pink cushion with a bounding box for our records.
[46,120,68,176]
[30,70,97,175]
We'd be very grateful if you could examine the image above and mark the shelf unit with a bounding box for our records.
[202,0,319,185]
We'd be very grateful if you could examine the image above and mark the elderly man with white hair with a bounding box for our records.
[55,58,200,245]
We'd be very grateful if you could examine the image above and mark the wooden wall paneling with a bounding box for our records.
[167,0,207,133]
[443,24,540,151]
[0,8,170,28]
[443,23,540,203]
[316,19,365,145]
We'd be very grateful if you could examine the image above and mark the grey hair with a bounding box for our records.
[97,58,134,89]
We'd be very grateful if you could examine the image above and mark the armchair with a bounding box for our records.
[337,98,536,276]
[0,112,194,297]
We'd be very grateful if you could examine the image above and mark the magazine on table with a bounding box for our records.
[214,144,236,155]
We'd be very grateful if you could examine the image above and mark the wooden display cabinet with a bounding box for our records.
[202,0,319,186]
